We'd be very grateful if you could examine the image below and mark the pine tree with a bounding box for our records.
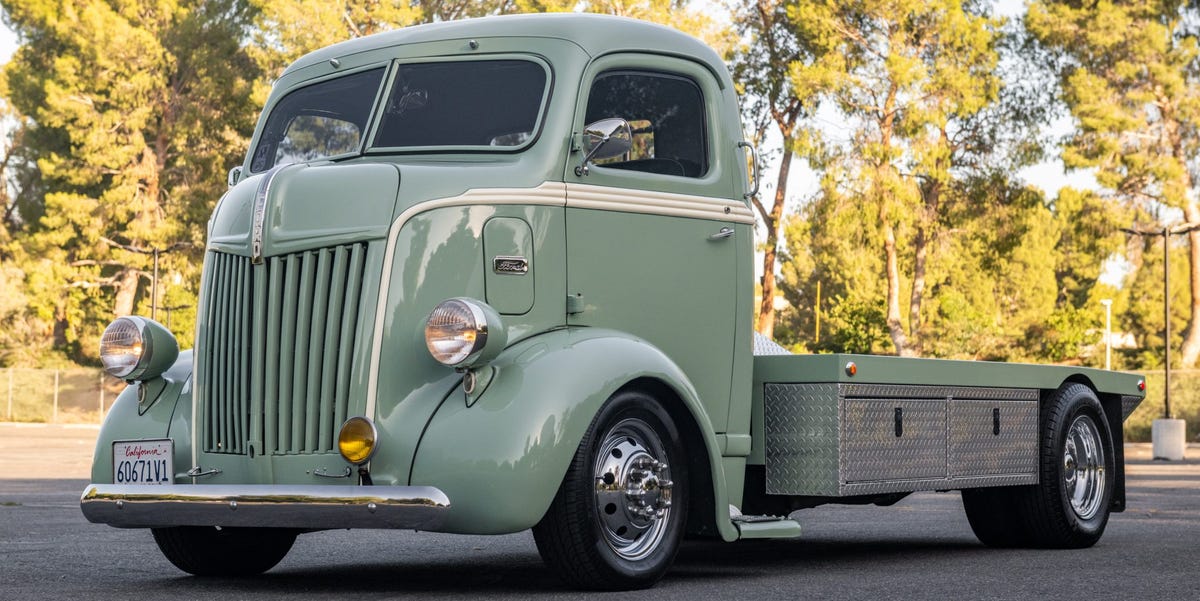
[1028,0,1200,366]
[1,0,260,361]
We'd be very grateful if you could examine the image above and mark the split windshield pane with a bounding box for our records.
[372,60,548,149]
[250,68,386,173]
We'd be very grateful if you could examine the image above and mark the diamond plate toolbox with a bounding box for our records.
[764,383,1039,496]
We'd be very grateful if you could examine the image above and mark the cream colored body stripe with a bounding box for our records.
[365,181,754,418]
[565,182,756,224]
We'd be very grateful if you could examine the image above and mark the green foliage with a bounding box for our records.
[0,0,1190,378]
[1028,0,1200,368]
[782,0,1009,356]
[1124,370,1200,442]
[1,0,261,364]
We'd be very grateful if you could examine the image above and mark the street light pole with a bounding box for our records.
[151,248,160,321]
[100,238,190,321]
[1163,229,1171,419]
[1100,298,1112,370]
[1124,222,1199,461]
[1119,223,1200,418]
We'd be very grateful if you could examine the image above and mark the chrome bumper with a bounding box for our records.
[80,484,449,530]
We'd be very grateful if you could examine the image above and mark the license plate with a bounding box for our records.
[112,439,174,485]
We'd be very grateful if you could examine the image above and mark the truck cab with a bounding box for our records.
[81,14,1145,591]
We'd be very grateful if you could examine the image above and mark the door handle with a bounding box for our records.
[709,227,734,240]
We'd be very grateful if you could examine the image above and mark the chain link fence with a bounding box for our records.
[2,368,123,424]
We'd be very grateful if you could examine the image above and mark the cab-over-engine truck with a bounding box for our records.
[82,14,1147,590]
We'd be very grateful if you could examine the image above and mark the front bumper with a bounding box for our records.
[80,484,449,530]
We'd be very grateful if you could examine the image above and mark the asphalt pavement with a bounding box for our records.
[1,424,1196,600]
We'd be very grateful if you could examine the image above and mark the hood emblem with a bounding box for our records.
[493,256,529,275]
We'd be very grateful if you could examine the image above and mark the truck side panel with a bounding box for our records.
[748,353,1145,499]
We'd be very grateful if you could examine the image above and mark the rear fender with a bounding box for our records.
[409,328,737,540]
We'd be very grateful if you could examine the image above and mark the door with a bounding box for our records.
[564,55,750,432]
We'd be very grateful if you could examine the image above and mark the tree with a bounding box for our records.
[730,0,813,340]
[787,0,1004,356]
[1,0,260,361]
[1027,0,1200,366]
[251,0,734,84]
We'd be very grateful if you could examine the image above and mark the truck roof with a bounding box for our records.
[283,13,726,77]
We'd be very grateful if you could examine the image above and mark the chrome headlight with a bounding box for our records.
[99,317,179,381]
[424,298,507,368]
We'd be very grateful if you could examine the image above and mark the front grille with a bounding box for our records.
[200,244,368,455]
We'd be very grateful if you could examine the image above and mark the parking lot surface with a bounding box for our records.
[1,424,1196,600]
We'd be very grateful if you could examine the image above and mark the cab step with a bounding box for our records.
[731,513,802,539]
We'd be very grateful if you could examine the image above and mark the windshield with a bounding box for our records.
[372,59,549,149]
[250,68,386,173]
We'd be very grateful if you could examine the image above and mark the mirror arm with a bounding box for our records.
[575,135,610,177]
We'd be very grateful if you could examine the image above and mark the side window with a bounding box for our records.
[584,71,708,178]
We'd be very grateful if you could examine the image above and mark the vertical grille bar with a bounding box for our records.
[264,257,283,454]
[291,252,316,453]
[235,257,251,454]
[305,249,333,451]
[250,261,267,454]
[277,257,299,454]
[201,244,369,456]
[217,252,234,453]
[318,247,350,451]
[202,253,219,452]
[334,245,366,434]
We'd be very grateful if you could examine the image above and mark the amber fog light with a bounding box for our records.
[338,417,378,465]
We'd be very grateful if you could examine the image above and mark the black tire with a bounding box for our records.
[961,486,1030,547]
[961,383,1114,549]
[532,390,688,590]
[152,526,297,576]
[1021,383,1115,547]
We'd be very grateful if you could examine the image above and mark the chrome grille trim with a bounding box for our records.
[200,244,368,455]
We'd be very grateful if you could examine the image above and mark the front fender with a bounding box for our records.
[90,350,193,484]
[409,328,736,540]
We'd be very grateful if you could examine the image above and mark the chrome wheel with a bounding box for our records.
[1063,414,1105,520]
[593,417,674,561]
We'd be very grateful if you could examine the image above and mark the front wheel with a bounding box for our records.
[152,526,297,576]
[533,390,688,590]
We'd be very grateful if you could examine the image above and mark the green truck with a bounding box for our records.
[82,14,1147,590]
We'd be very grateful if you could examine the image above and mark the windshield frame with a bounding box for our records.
[364,54,554,155]
[247,62,391,174]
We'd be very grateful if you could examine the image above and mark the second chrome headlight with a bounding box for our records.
[424,298,506,368]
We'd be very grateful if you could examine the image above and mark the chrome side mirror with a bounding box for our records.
[575,118,632,176]
[227,166,242,188]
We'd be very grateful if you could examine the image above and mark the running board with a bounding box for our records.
[732,515,802,539]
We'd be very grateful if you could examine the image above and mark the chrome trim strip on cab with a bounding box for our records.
[365,181,754,418]
[80,484,450,530]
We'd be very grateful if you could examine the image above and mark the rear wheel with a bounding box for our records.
[962,383,1114,548]
[532,390,687,590]
[152,526,297,576]
[961,486,1030,547]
